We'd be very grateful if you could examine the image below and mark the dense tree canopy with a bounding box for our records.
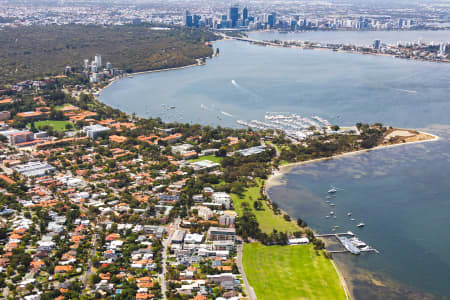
[0,24,217,85]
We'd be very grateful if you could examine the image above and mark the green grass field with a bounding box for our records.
[54,104,70,110]
[30,120,73,132]
[243,243,347,300]
[188,155,223,164]
[231,180,299,234]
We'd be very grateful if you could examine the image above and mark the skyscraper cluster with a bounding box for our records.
[186,6,254,29]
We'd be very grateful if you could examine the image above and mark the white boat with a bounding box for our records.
[357,223,365,228]
[330,211,335,215]
[328,187,337,193]
[347,212,352,216]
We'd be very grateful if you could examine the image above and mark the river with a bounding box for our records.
[99,30,450,299]
[248,30,450,46]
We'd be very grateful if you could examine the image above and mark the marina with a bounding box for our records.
[237,112,338,141]
[317,232,379,255]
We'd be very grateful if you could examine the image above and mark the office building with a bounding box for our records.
[83,124,110,139]
[8,131,34,145]
[207,227,235,242]
[193,15,201,27]
[212,192,231,209]
[373,39,381,50]
[268,13,276,28]
[94,54,102,68]
[229,6,239,27]
[91,63,98,73]
[13,161,56,177]
[243,7,248,21]
[439,43,447,56]
[185,15,193,27]
[90,73,98,83]
[172,230,186,244]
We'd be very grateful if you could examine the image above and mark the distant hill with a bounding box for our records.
[0,24,217,86]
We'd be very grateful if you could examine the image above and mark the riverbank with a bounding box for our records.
[266,130,439,190]
[95,60,207,97]
[228,35,450,65]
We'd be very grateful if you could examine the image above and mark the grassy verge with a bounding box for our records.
[231,179,299,234]
[188,155,223,164]
[30,120,73,132]
[243,243,347,300]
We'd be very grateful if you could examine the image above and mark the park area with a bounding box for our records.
[188,155,223,164]
[231,180,299,234]
[29,120,73,132]
[243,243,347,300]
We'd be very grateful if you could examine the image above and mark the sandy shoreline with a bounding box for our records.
[96,61,204,97]
[266,131,439,190]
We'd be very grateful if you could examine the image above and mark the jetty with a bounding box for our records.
[317,231,379,255]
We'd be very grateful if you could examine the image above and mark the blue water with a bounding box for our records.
[100,39,450,129]
[100,32,450,298]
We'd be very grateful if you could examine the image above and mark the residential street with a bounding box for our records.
[236,238,257,300]
[82,233,98,286]
[160,218,180,299]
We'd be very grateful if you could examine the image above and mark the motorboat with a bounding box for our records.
[357,223,365,228]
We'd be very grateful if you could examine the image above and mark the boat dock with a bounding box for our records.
[317,232,379,255]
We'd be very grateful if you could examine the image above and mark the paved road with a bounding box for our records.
[82,233,98,286]
[236,239,257,300]
[160,218,180,300]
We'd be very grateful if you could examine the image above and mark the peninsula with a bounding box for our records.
[224,34,450,64]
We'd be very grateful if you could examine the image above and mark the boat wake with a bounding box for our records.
[200,103,212,111]
[230,79,261,102]
[393,88,418,94]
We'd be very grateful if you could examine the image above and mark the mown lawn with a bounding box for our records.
[243,243,347,300]
[231,180,299,234]
[188,155,223,164]
[30,120,73,132]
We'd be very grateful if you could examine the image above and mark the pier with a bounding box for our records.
[316,232,355,237]
[317,232,379,255]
